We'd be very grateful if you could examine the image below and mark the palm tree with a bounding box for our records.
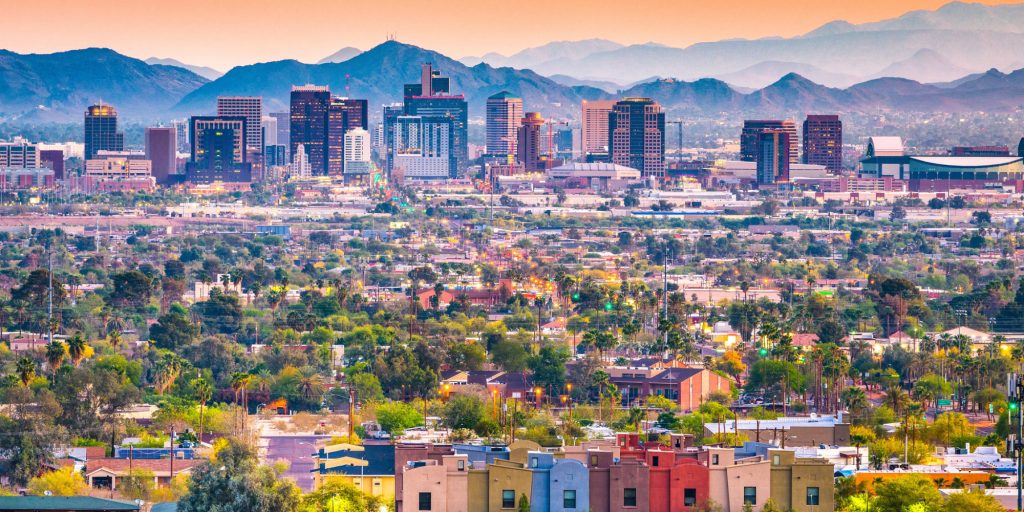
[154,353,183,394]
[842,386,870,422]
[107,330,123,350]
[298,371,326,407]
[67,334,87,367]
[45,341,66,372]
[192,378,213,442]
[15,357,36,386]
[626,407,645,433]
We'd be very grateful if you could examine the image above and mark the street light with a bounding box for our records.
[566,383,573,418]
[534,387,542,410]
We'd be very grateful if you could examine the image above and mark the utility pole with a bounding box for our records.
[1007,373,1022,512]
[47,252,53,343]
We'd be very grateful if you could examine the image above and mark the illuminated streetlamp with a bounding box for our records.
[534,386,542,410]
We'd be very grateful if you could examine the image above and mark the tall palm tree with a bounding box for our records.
[16,357,36,386]
[192,378,213,442]
[45,341,66,372]
[67,334,87,367]
[154,353,183,394]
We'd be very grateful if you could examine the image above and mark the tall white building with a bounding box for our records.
[216,96,263,151]
[344,128,372,176]
[291,143,312,178]
[261,116,278,147]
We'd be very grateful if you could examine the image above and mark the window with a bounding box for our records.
[772,454,780,465]
[624,488,637,507]
[502,490,515,508]
[743,487,757,505]
[652,455,660,467]
[806,487,820,506]
[563,489,577,509]
[590,455,598,466]
[684,488,697,506]
[418,492,432,511]
[530,457,539,468]
[457,460,465,471]
[711,454,719,465]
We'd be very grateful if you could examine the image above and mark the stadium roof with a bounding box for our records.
[909,156,1022,168]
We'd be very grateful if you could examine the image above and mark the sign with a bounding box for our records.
[937,399,952,407]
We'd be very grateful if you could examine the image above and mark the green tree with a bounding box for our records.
[491,339,530,373]
[348,373,384,403]
[150,309,200,350]
[874,475,942,512]
[529,345,570,392]
[192,378,214,441]
[300,481,386,512]
[178,438,300,512]
[443,395,484,430]
[375,401,424,434]
[942,488,1004,512]
[27,467,87,496]
[107,270,154,309]
[15,357,36,386]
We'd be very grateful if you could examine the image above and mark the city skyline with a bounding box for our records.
[1,0,1018,71]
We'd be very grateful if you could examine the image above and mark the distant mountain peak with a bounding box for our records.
[317,47,362,64]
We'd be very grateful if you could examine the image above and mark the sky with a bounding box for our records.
[0,0,1020,71]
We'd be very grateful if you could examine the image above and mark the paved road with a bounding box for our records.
[263,435,329,491]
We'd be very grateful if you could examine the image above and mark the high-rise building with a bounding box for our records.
[517,112,545,171]
[172,119,190,153]
[291,144,312,177]
[741,120,798,164]
[608,97,665,178]
[262,116,278,147]
[327,97,368,175]
[269,112,290,152]
[84,104,124,160]
[382,103,405,175]
[581,100,616,156]
[343,128,372,176]
[40,150,64,180]
[290,85,331,176]
[145,127,177,184]
[486,92,523,160]
[756,130,791,185]
[802,115,842,172]
[186,116,251,183]
[388,115,456,179]
[403,64,468,174]
[217,96,263,151]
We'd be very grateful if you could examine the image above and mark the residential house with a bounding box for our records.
[586,450,649,512]
[401,455,470,512]
[311,442,396,500]
[607,367,731,411]
[85,457,201,491]
[703,447,772,512]
[766,449,835,512]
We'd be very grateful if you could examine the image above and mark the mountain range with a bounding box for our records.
[0,48,207,122]
[7,2,1024,123]
[470,2,1024,88]
[144,57,222,80]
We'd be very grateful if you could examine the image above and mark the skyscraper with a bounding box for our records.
[756,130,791,185]
[581,100,616,156]
[608,97,665,178]
[186,116,251,183]
[403,64,468,174]
[262,116,278,147]
[741,120,798,164]
[40,150,64,180]
[486,92,523,160]
[290,85,331,176]
[382,103,405,175]
[802,115,842,172]
[84,104,124,160]
[145,127,177,184]
[327,97,368,175]
[343,128,372,176]
[517,112,545,171]
[269,112,290,151]
[172,119,190,153]
[217,96,263,151]
[388,115,456,179]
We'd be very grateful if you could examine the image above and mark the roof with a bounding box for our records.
[0,497,139,511]
[909,156,1022,168]
[314,443,395,476]
[550,162,639,173]
[85,457,202,476]
[867,136,904,156]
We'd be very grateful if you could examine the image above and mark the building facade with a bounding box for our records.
[328,97,369,175]
[290,85,331,176]
[518,112,545,171]
[486,92,523,160]
[145,127,177,184]
[187,116,251,184]
[217,96,263,151]
[389,115,457,179]
[403,64,468,174]
[84,104,124,161]
[756,131,791,185]
[802,115,842,172]
[608,97,665,179]
[741,120,797,165]
[582,100,616,156]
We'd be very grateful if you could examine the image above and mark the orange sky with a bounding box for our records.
[1,0,1020,70]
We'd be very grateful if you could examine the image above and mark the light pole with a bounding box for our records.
[534,387,542,411]
[566,383,573,418]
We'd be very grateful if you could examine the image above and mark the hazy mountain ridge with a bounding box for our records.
[144,57,222,80]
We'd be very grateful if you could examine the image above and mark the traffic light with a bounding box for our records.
[605,302,614,311]
[1011,402,1019,412]
[571,293,580,302]
[759,347,768,357]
